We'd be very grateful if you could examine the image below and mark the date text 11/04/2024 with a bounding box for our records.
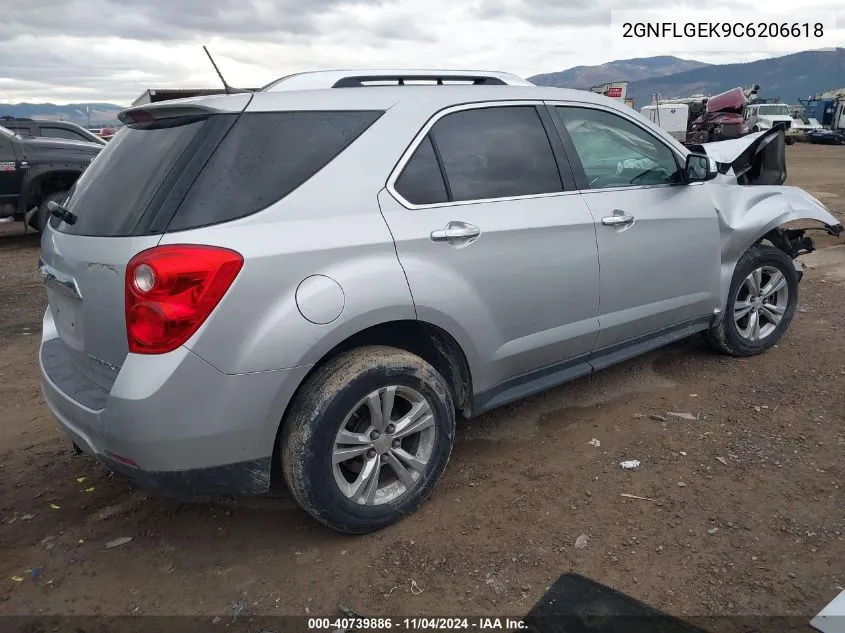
[307,617,528,630]
[622,22,824,38]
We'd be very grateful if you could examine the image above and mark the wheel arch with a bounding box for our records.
[269,318,474,491]
[712,186,841,323]
[21,168,81,209]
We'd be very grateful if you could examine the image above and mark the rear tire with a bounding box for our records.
[786,136,795,145]
[704,245,798,357]
[31,191,68,233]
[280,346,455,534]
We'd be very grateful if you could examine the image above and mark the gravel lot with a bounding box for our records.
[1,144,843,624]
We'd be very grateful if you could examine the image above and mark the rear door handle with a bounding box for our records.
[601,210,635,227]
[430,221,481,244]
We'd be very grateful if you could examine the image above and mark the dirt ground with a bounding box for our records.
[1,144,843,625]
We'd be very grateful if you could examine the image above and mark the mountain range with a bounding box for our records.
[529,48,845,106]
[2,48,843,125]
[529,55,711,88]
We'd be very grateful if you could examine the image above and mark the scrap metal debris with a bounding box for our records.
[620,460,641,470]
[621,493,659,503]
[105,537,132,549]
[667,412,697,421]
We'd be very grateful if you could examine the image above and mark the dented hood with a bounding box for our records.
[698,129,786,186]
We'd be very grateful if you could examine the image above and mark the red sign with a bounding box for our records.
[605,87,623,98]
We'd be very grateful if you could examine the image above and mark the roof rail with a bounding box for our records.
[261,69,534,92]
[333,74,508,88]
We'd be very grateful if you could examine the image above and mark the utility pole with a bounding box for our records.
[87,106,90,129]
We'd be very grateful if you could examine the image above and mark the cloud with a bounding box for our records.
[0,0,383,41]
[0,0,842,104]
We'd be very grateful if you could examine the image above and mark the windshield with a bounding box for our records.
[758,105,790,116]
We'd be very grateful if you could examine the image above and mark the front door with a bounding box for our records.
[549,104,721,355]
[379,103,601,401]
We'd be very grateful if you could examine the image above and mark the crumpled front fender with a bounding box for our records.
[707,183,842,311]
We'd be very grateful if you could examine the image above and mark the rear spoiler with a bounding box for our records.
[118,93,253,125]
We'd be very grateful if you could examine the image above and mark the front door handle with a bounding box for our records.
[601,210,635,227]
[430,221,481,244]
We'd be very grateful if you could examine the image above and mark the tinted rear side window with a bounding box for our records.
[394,136,448,205]
[429,106,562,202]
[55,116,207,236]
[167,110,382,231]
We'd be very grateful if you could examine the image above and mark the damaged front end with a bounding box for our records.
[693,128,843,307]
[686,87,748,144]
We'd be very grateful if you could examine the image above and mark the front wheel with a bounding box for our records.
[705,245,798,357]
[281,346,455,534]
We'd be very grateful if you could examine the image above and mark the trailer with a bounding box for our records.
[640,103,689,141]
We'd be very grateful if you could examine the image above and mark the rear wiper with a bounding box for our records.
[47,200,77,225]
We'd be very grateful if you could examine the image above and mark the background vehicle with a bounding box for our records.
[0,125,102,231]
[806,128,845,145]
[800,89,845,131]
[36,71,842,535]
[0,116,107,145]
[791,116,823,142]
[88,127,117,141]
[640,103,689,141]
[742,101,797,144]
[686,87,748,143]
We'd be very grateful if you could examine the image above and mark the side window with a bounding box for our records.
[555,106,681,190]
[169,110,383,231]
[43,127,88,142]
[431,106,562,202]
[394,136,448,205]
[394,105,562,205]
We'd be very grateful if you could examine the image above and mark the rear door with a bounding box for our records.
[379,102,600,403]
[39,113,216,391]
[548,103,721,357]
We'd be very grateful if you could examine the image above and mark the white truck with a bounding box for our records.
[742,101,797,144]
[640,103,689,141]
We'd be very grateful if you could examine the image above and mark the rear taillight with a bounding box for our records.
[125,110,155,124]
[125,245,243,354]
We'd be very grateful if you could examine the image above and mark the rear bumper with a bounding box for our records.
[98,454,273,498]
[39,309,311,497]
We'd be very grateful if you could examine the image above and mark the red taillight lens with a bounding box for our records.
[125,245,243,354]
[126,110,154,124]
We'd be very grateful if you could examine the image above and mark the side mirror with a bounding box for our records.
[685,153,718,183]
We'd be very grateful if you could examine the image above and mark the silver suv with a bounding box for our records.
[38,70,842,533]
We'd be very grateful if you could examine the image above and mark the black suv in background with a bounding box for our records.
[0,117,106,145]
[0,124,103,232]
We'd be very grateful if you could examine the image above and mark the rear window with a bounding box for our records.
[167,110,383,231]
[54,116,207,236]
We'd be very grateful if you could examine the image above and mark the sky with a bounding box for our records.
[1,0,843,105]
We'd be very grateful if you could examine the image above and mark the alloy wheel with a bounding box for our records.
[332,385,436,506]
